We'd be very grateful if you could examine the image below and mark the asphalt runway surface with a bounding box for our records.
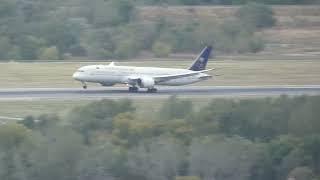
[0,86,320,100]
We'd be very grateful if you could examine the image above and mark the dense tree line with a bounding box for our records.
[1,95,319,180]
[0,0,277,60]
[136,0,319,5]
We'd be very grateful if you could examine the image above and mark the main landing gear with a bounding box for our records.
[147,88,157,93]
[129,86,139,92]
[128,87,157,93]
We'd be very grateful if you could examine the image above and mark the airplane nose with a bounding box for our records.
[73,72,80,80]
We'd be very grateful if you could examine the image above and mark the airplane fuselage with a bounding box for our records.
[73,65,211,86]
[72,46,213,92]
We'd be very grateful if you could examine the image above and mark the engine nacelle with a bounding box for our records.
[137,77,155,88]
[100,82,115,86]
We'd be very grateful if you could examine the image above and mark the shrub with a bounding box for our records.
[152,41,172,57]
[0,37,11,60]
[114,38,140,59]
[213,19,266,53]
[38,46,60,60]
[248,36,265,53]
[236,2,276,29]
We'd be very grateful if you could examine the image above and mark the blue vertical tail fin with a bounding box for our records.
[189,46,213,71]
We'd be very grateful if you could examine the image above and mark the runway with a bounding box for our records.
[0,86,320,100]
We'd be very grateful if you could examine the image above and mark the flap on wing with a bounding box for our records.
[126,69,214,85]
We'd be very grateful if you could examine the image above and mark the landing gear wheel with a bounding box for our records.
[147,88,157,93]
[82,82,87,89]
[129,86,139,92]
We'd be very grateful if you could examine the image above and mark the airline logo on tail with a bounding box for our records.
[189,46,213,71]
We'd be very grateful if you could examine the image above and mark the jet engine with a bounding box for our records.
[101,82,115,86]
[137,77,155,88]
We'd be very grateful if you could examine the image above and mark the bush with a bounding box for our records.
[248,36,265,53]
[38,46,60,60]
[18,36,46,60]
[152,41,172,57]
[91,0,134,27]
[114,38,140,59]
[236,2,276,29]
[158,96,193,120]
[214,19,265,53]
[0,37,11,60]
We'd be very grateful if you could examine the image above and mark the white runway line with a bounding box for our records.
[0,116,23,121]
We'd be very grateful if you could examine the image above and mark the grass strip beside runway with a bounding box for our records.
[0,59,320,88]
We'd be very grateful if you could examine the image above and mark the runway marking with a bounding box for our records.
[0,116,23,121]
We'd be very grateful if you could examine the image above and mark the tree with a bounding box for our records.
[0,37,11,60]
[152,41,172,57]
[189,136,262,180]
[127,137,185,180]
[114,38,140,59]
[68,99,135,144]
[19,115,36,129]
[112,113,156,147]
[84,29,115,59]
[0,123,32,151]
[236,3,276,29]
[158,96,193,121]
[0,0,17,17]
[39,19,81,54]
[289,96,320,136]
[86,0,134,27]
[38,46,60,60]
[300,135,320,174]
[29,127,85,180]
[18,35,46,60]
[77,142,126,180]
[0,123,34,180]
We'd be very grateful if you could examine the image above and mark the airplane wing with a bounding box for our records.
[128,69,214,84]
[154,69,214,83]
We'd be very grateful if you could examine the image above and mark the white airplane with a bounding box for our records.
[73,46,213,92]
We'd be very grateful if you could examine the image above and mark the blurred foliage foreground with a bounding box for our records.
[1,95,320,180]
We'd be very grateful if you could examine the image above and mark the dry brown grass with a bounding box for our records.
[0,59,319,88]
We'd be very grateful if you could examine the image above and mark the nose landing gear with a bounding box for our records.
[82,82,87,89]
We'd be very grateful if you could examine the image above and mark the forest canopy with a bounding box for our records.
[0,0,279,60]
[2,95,319,180]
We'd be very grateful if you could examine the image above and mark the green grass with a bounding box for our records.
[0,100,87,118]
[0,97,215,119]
[0,59,320,88]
